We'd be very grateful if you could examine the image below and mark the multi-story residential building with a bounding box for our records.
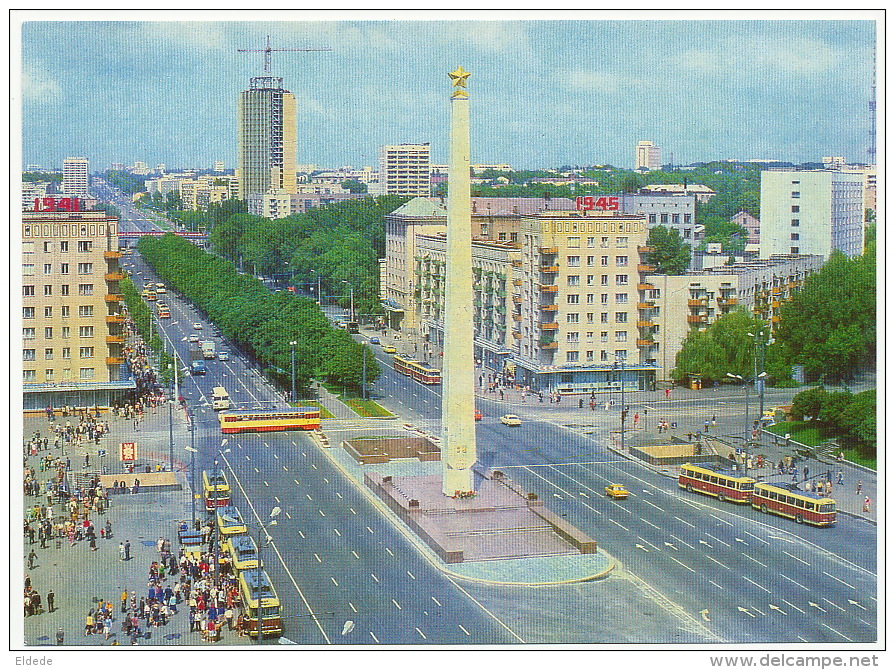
[22,206,134,410]
[23,181,51,210]
[62,157,89,196]
[376,143,431,197]
[246,190,369,219]
[636,141,661,171]
[639,183,716,203]
[618,193,699,243]
[213,161,225,172]
[237,73,297,200]
[759,170,864,259]
[731,210,761,247]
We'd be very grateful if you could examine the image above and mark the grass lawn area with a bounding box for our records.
[768,421,876,470]
[342,397,395,418]
[291,400,334,419]
[839,448,876,471]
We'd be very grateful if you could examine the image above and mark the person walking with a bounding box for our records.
[124,540,131,561]
[47,590,55,612]
[27,549,37,569]
[121,589,129,613]
[119,542,126,561]
[856,481,863,495]
[837,469,844,485]
[863,496,871,513]
[55,628,64,646]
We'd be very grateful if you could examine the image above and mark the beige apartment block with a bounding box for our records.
[22,209,134,411]
[377,143,431,198]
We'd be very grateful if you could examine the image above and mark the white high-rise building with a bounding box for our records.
[62,157,89,196]
[760,170,865,259]
[377,143,431,197]
[635,141,661,171]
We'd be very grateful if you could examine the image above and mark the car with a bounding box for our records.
[604,484,629,500]
[369,337,381,345]
[188,334,200,342]
[192,323,203,330]
[474,410,483,421]
[500,414,521,427]
[382,345,397,354]
[218,351,230,361]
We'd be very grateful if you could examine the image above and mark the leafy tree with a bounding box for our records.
[672,310,766,384]
[103,170,148,194]
[23,171,63,183]
[341,179,368,193]
[789,387,876,458]
[646,225,690,274]
[790,386,826,421]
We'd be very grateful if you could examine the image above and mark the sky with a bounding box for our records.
[18,14,878,171]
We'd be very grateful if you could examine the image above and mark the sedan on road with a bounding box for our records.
[499,414,522,427]
[369,337,381,345]
[188,334,200,342]
[192,322,203,330]
[604,484,629,500]
[382,345,397,354]
[218,351,230,361]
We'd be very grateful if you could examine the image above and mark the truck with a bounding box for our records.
[201,340,216,359]
[189,348,207,375]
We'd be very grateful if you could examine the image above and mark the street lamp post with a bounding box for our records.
[185,444,197,527]
[614,355,627,453]
[747,327,772,420]
[212,444,231,572]
[254,506,281,643]
[726,371,767,477]
[289,340,297,405]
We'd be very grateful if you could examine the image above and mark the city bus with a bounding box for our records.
[145,290,157,301]
[157,303,171,319]
[393,354,442,384]
[155,283,167,295]
[218,407,321,434]
[751,481,837,526]
[211,386,231,410]
[238,569,282,638]
[678,462,756,504]
[223,534,262,572]
[216,505,248,537]
[202,470,231,512]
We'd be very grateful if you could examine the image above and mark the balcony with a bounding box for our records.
[106,334,125,344]
[540,341,558,349]
[104,294,123,303]
[637,245,654,253]
[717,297,738,306]
[637,282,654,291]
[512,294,522,304]
[637,264,656,274]
[513,279,522,286]
[540,285,558,293]
[104,272,126,282]
[771,315,781,323]
[513,314,522,321]
[540,322,559,330]
[539,265,559,273]
[688,298,707,307]
[540,304,558,311]
[511,260,523,268]
[687,314,707,324]
[771,286,783,294]
[636,339,655,347]
[512,331,522,339]
[104,250,123,259]
[637,302,655,309]
[539,246,558,254]
[636,320,654,328]
[771,300,781,309]
[105,314,125,324]
[106,356,126,366]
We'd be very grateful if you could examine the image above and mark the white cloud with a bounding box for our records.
[677,35,841,78]
[22,65,60,100]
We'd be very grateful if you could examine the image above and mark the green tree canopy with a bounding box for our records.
[672,310,766,384]
[646,225,690,274]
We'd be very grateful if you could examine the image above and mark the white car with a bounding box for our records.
[218,351,230,361]
[500,414,522,427]
[188,334,200,343]
[192,322,203,330]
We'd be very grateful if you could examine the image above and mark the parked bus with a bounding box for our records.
[223,535,262,572]
[219,407,322,434]
[751,481,837,526]
[678,462,755,504]
[238,569,282,638]
[202,470,231,512]
[216,505,247,537]
[393,354,442,384]
[211,387,231,410]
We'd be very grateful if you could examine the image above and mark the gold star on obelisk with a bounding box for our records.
[448,66,471,88]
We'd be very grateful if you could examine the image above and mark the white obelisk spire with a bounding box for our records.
[442,66,476,496]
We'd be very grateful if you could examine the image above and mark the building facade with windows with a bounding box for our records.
[62,157,89,196]
[21,208,135,410]
[635,141,661,171]
[375,143,431,197]
[760,170,864,259]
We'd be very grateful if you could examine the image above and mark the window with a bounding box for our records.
[567,256,580,267]
[601,331,608,342]
[61,305,70,318]
[43,241,52,252]
[61,347,71,359]
[616,256,628,266]
[566,313,579,323]
[44,285,53,296]
[23,349,35,361]
[601,275,608,286]
[791,219,800,227]
[510,233,518,243]
[791,205,800,213]
[61,285,70,296]
[23,264,35,276]
[648,214,657,224]
[60,263,69,275]
[23,307,35,319]
[600,350,608,361]
[601,294,609,304]
[78,262,93,274]
[790,247,800,254]
[567,237,580,248]
[791,233,800,240]
[586,275,595,286]
[77,240,93,252]
[672,214,680,224]
[566,351,579,363]
[600,237,609,248]
[586,313,594,323]
[567,275,580,286]
[616,275,629,286]
[79,347,95,359]
[586,255,595,266]
[44,327,53,339]
[615,350,627,361]
[616,293,628,304]
[23,328,35,339]
[44,306,52,318]
[684,213,692,223]
[567,294,580,304]
[61,327,70,339]
[586,237,595,248]
[567,332,579,343]
[43,264,52,274]
[615,312,628,323]
[45,348,54,360]
[616,237,628,248]
[60,240,69,252]
[24,370,36,382]
[586,294,594,304]
[660,214,669,224]
[600,313,609,323]
[683,228,691,239]
[791,192,800,198]
[480,224,489,236]
[586,350,594,362]
[615,331,628,342]
[78,305,93,317]
[79,368,95,380]
[45,369,54,381]
[498,232,507,241]
[78,326,94,338]
[23,285,35,296]
[601,256,609,266]
[78,284,93,296]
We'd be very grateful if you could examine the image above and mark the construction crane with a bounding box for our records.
[237,34,332,74]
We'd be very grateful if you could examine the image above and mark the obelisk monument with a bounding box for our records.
[441,66,477,496]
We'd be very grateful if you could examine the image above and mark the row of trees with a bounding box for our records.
[790,387,876,458]
[104,170,149,194]
[119,275,174,386]
[136,233,379,395]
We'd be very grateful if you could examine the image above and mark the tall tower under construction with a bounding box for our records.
[237,73,298,200]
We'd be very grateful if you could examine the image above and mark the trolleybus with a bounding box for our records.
[216,505,248,537]
[238,569,282,638]
[202,470,231,512]
[678,462,755,504]
[751,481,837,526]
[223,535,262,572]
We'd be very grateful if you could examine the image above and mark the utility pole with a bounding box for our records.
[619,357,626,454]
[362,347,367,401]
[290,340,297,405]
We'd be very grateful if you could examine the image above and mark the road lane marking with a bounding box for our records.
[392,599,402,610]
[742,575,771,593]
[609,519,630,531]
[670,534,695,550]
[415,627,426,639]
[822,598,847,612]
[709,514,734,527]
[371,573,379,582]
[274,496,280,503]
[311,464,318,469]
[273,453,279,459]
[334,528,341,536]
[782,550,810,566]
[349,602,357,613]
[263,480,269,487]
[445,577,526,643]
[319,509,326,517]
[781,598,806,614]
[637,536,662,552]
[673,516,697,528]
[331,577,339,586]
[667,555,696,573]
[385,548,394,556]
[708,579,724,590]
[641,519,662,530]
[298,530,305,538]
[314,553,321,563]
[366,526,374,534]
[705,533,731,548]
[459,624,470,636]
[407,570,416,580]
[641,499,663,511]
[705,555,730,570]
[324,477,329,483]
[306,494,313,500]
[431,597,442,606]
[283,466,288,471]
[821,623,852,642]
[823,571,855,589]
[369,632,380,643]
[294,479,301,486]
[284,511,291,519]
[351,550,360,559]
[780,574,809,591]
[349,508,357,515]
[336,492,343,499]
[744,531,764,542]
[253,467,259,473]
[743,554,768,568]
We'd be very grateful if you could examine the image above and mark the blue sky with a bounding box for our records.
[20,17,877,171]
